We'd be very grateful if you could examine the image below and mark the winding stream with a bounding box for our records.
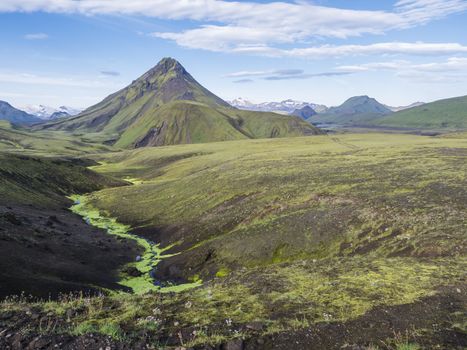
[69,194,201,294]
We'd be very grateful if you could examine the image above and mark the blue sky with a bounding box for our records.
[0,0,466,109]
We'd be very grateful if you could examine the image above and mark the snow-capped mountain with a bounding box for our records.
[22,105,81,120]
[229,98,328,114]
[228,98,258,110]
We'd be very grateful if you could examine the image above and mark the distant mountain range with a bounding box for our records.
[229,98,328,114]
[22,105,81,120]
[0,101,42,125]
[304,94,465,130]
[42,58,320,147]
[228,97,424,117]
[0,101,79,125]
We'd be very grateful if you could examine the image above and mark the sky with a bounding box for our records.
[0,0,466,109]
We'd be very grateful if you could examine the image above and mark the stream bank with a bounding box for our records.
[69,194,201,294]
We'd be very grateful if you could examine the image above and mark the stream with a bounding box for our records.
[69,194,201,294]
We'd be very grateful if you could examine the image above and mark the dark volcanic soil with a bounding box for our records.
[0,203,141,299]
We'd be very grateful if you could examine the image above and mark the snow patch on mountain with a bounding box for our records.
[229,98,328,114]
[22,105,81,119]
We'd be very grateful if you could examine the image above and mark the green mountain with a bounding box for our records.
[309,95,392,125]
[371,95,467,130]
[0,100,42,125]
[43,58,320,147]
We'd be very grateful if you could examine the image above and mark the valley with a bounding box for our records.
[1,131,466,349]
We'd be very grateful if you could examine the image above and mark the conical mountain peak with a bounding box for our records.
[157,57,184,70]
[43,57,319,146]
[138,57,189,83]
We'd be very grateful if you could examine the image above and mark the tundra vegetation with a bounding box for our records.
[0,131,466,349]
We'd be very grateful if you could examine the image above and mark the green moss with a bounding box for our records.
[395,344,420,350]
[71,322,97,336]
[215,267,230,278]
[99,323,125,340]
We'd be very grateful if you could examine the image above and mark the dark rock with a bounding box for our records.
[221,339,243,350]
[27,336,50,350]
[0,311,14,320]
[49,215,60,223]
[122,266,143,277]
[3,212,22,225]
[245,322,264,331]
[66,309,74,321]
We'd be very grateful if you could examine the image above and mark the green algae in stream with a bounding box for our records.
[69,194,201,294]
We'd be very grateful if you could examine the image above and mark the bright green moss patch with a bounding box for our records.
[71,321,97,336]
[215,267,230,278]
[69,194,201,294]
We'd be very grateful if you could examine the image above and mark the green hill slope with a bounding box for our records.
[0,121,112,155]
[371,95,467,129]
[43,58,320,147]
[310,95,392,125]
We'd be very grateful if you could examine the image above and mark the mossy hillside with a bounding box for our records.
[114,101,249,148]
[231,107,319,138]
[114,100,319,148]
[371,95,467,130]
[0,153,124,208]
[0,122,113,156]
[85,133,467,281]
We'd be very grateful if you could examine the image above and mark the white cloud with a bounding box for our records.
[336,56,467,72]
[219,42,467,59]
[2,0,467,56]
[24,33,48,40]
[280,42,467,59]
[100,70,120,77]
[395,0,467,23]
[0,72,122,88]
[225,69,304,78]
[336,56,467,83]
[226,68,353,81]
